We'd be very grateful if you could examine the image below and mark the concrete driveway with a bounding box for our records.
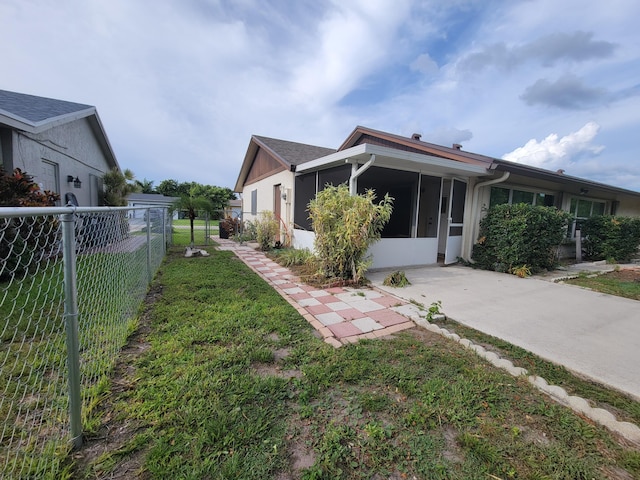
[367,264,640,401]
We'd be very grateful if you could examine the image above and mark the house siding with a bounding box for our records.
[245,148,287,185]
[241,169,294,227]
[10,118,113,206]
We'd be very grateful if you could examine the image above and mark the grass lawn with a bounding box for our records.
[172,218,219,227]
[563,268,640,301]
[72,241,640,479]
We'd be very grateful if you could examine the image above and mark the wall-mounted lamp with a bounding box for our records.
[580,188,589,195]
[67,175,82,189]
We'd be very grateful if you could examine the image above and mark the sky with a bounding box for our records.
[1,0,639,192]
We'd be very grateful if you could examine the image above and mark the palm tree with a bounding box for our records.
[136,178,155,194]
[102,168,139,206]
[173,195,215,247]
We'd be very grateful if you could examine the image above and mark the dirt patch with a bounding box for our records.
[604,267,640,282]
[70,284,162,479]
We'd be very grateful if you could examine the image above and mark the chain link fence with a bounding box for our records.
[0,206,170,479]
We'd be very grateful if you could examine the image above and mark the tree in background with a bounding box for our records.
[102,168,139,206]
[189,184,236,214]
[156,179,190,198]
[135,178,155,194]
[172,195,216,247]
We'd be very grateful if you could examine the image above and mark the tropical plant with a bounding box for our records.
[135,178,155,194]
[308,184,393,283]
[0,168,60,281]
[102,168,139,206]
[255,211,280,250]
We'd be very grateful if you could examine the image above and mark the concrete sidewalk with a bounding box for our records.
[367,264,640,402]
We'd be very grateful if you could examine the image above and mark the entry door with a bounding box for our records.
[444,179,467,264]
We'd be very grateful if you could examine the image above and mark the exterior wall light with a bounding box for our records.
[67,175,82,188]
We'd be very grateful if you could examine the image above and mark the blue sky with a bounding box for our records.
[1,0,639,191]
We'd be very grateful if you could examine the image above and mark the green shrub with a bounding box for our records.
[0,168,60,281]
[472,203,571,274]
[255,211,280,251]
[308,184,393,283]
[581,215,640,262]
[273,247,315,267]
[239,219,258,242]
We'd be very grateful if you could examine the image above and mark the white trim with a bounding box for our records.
[296,143,488,177]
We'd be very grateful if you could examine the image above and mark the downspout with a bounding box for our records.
[464,170,510,260]
[348,154,376,195]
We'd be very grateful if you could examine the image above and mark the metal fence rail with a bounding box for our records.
[0,206,170,479]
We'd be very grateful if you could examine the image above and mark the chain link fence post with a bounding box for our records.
[61,212,83,449]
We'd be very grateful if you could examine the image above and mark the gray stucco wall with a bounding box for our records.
[10,118,114,206]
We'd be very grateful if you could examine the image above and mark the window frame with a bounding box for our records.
[489,185,555,208]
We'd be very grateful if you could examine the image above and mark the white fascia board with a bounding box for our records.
[295,144,369,172]
[295,143,488,176]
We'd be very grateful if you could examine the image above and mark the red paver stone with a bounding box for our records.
[325,287,346,294]
[328,322,363,338]
[317,295,342,304]
[367,309,410,327]
[337,308,367,321]
[289,293,312,301]
[372,295,405,308]
[306,304,332,315]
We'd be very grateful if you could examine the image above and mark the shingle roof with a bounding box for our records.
[253,135,335,167]
[0,89,93,124]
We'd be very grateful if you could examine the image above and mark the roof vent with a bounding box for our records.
[556,169,565,174]
[452,143,462,150]
[411,133,422,141]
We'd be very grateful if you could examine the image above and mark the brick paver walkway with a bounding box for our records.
[216,239,419,347]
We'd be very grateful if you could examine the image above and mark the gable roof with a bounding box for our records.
[0,89,120,171]
[234,135,335,191]
[0,89,94,132]
[340,125,493,168]
[342,125,640,197]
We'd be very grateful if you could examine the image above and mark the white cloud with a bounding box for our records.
[288,0,412,107]
[501,122,605,172]
[410,53,439,76]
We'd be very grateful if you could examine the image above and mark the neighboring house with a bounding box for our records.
[235,126,640,269]
[224,198,242,219]
[0,89,120,206]
[126,193,180,219]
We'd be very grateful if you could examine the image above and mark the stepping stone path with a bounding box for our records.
[216,239,416,347]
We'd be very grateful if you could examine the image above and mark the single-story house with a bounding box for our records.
[127,193,180,219]
[0,89,120,206]
[224,198,242,218]
[235,126,640,269]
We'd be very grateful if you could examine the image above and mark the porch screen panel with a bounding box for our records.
[450,179,466,224]
[318,164,351,191]
[417,175,441,238]
[357,166,418,238]
[294,172,317,230]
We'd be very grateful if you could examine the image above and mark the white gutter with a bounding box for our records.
[348,154,375,195]
[464,171,511,260]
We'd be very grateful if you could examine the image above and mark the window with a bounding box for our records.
[250,189,257,215]
[489,186,555,208]
[569,197,606,237]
